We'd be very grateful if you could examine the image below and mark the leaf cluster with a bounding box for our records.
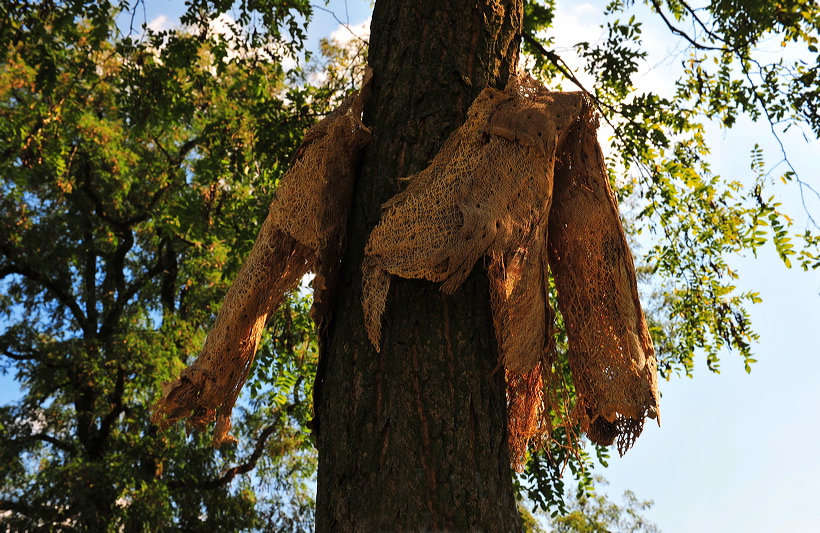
[518,0,820,520]
[524,0,820,381]
[0,1,337,529]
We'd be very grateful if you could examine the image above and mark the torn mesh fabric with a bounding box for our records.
[549,112,659,456]
[151,70,372,446]
[362,75,659,464]
[151,67,659,462]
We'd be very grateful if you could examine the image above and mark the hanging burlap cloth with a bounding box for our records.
[362,75,659,462]
[151,69,372,446]
[151,67,658,462]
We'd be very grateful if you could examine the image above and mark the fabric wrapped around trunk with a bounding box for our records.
[362,75,659,463]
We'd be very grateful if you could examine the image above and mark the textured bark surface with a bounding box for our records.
[315,0,524,530]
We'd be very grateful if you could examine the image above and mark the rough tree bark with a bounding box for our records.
[315,0,524,530]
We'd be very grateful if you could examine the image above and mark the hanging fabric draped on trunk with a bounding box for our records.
[151,70,372,446]
[362,75,659,463]
[151,70,658,464]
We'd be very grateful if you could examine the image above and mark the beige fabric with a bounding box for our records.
[151,67,658,462]
[549,112,659,456]
[151,69,372,446]
[362,75,658,463]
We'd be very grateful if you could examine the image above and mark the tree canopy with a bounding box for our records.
[1,0,327,528]
[1,0,818,530]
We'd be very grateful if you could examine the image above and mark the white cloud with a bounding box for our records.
[328,17,371,47]
[552,2,603,47]
[147,14,172,32]
[281,54,298,72]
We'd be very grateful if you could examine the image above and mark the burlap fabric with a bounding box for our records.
[151,69,658,462]
[151,69,372,445]
[362,75,658,463]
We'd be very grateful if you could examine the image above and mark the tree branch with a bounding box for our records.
[153,135,201,169]
[522,32,593,96]
[739,58,820,229]
[677,0,731,47]
[83,228,98,332]
[168,424,279,490]
[312,4,369,45]
[521,32,637,160]
[98,246,166,338]
[95,367,126,451]
[15,433,76,453]
[1,346,35,361]
[189,379,304,489]
[97,228,134,339]
[132,135,201,225]
[0,498,68,524]
[648,0,728,52]
[202,424,278,489]
[0,242,89,332]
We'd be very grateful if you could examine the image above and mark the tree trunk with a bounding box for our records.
[315,0,524,530]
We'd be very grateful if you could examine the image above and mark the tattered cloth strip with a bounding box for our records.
[151,69,372,446]
[549,111,659,456]
[362,75,659,463]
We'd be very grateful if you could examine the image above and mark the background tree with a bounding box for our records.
[0,0,325,529]
[517,476,658,532]
[544,477,659,533]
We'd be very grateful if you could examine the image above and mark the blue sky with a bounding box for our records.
[2,1,818,530]
[545,3,820,531]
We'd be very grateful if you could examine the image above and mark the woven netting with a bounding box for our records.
[362,75,658,464]
[151,69,372,446]
[549,112,659,456]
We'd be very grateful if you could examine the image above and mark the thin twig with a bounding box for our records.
[200,424,278,489]
[740,57,820,229]
[311,3,368,44]
[648,0,727,52]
